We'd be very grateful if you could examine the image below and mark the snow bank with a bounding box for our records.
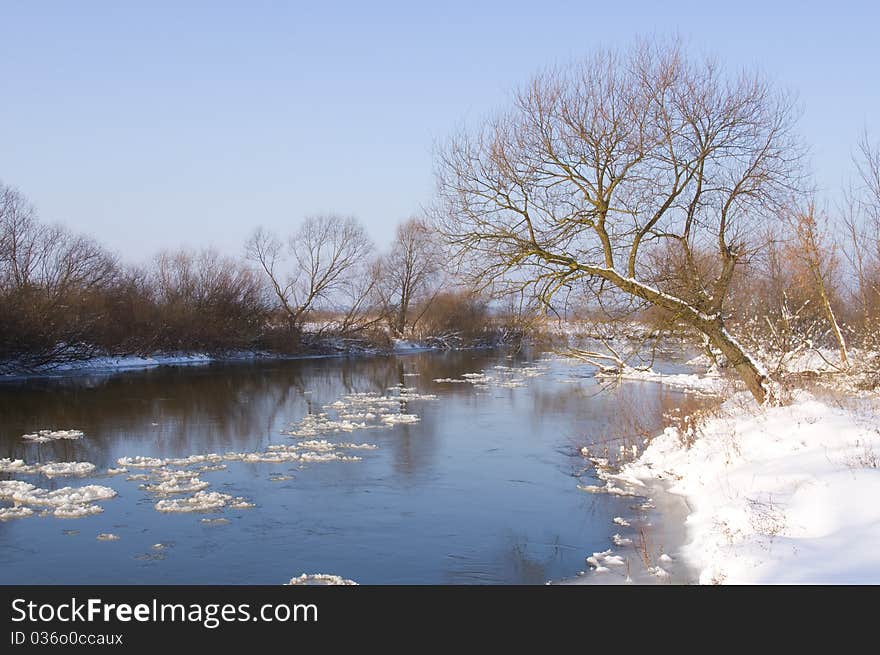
[594,367,724,395]
[623,392,880,584]
[50,353,213,373]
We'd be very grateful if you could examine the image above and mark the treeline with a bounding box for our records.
[0,183,513,373]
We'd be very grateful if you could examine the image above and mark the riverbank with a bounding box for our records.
[618,389,880,583]
[0,339,443,382]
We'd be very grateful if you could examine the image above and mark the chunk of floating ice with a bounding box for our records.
[299,452,361,463]
[39,462,96,478]
[659,553,674,563]
[0,506,34,521]
[381,414,419,425]
[117,456,167,468]
[613,517,631,527]
[53,503,104,518]
[0,459,97,478]
[577,482,636,496]
[200,517,230,525]
[0,458,38,474]
[154,491,252,513]
[106,467,128,476]
[0,481,116,513]
[96,533,120,541]
[285,573,358,586]
[144,476,210,495]
[612,533,633,547]
[22,429,84,442]
[649,566,670,578]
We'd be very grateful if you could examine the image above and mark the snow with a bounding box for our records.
[622,391,880,584]
[47,354,213,374]
[594,367,724,395]
[392,339,432,352]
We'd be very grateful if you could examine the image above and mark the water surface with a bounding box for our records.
[0,350,695,584]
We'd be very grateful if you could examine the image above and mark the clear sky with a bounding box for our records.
[1,1,878,263]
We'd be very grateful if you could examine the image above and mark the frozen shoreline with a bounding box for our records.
[0,340,443,382]
[619,389,880,584]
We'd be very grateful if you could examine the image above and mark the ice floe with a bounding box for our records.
[22,429,84,442]
[154,491,252,513]
[0,458,97,478]
[39,462,97,478]
[612,533,633,547]
[0,480,114,519]
[97,533,120,541]
[433,364,549,390]
[283,388,437,439]
[285,573,358,586]
[0,506,34,521]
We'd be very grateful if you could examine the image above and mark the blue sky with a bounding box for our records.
[1,1,878,262]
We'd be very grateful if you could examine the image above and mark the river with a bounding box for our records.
[0,349,701,584]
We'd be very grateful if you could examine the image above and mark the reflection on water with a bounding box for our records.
[0,350,699,584]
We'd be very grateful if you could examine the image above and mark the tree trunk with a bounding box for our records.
[703,321,773,404]
[812,270,849,368]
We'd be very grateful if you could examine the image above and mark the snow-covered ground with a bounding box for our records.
[617,390,880,584]
[595,365,725,395]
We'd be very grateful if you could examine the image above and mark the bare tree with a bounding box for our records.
[246,214,375,332]
[435,40,802,404]
[842,132,880,337]
[0,181,120,369]
[377,217,444,336]
[784,202,848,367]
[152,248,269,351]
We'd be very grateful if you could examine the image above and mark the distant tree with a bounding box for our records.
[435,40,802,404]
[246,214,375,333]
[0,181,119,369]
[842,132,880,339]
[377,217,444,336]
[784,202,848,367]
[152,248,270,351]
